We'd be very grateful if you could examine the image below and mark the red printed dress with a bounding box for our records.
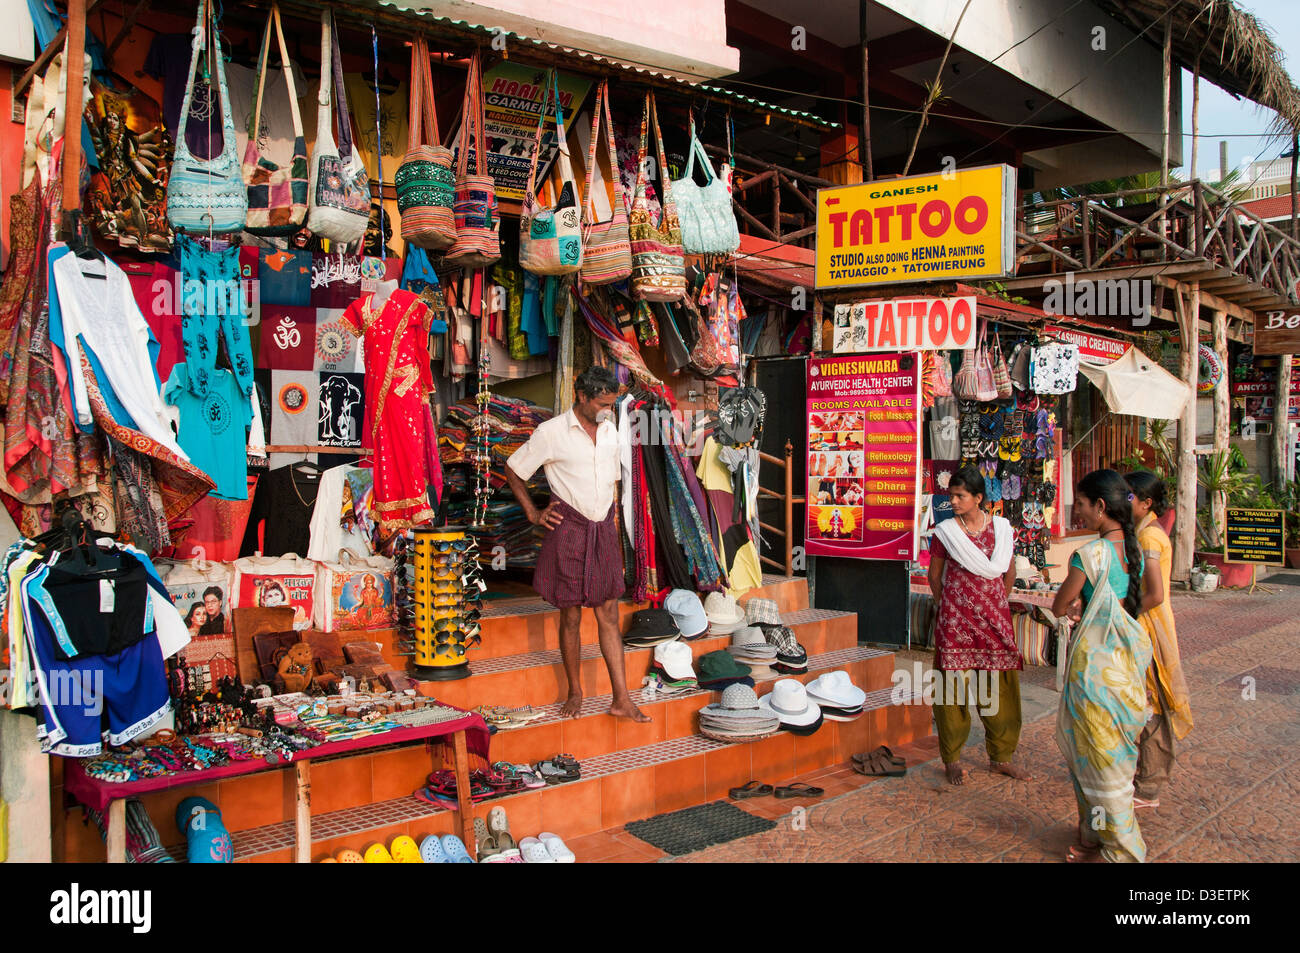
[342,289,442,535]
[930,522,1022,671]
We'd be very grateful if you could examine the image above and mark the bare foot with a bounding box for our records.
[559,693,584,718]
[944,762,969,785]
[607,698,651,722]
[989,760,1033,781]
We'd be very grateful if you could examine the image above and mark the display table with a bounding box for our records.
[65,712,490,863]
[908,580,1071,689]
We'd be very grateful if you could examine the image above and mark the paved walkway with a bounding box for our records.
[570,573,1300,863]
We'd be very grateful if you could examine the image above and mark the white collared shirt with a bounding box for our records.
[507,409,619,522]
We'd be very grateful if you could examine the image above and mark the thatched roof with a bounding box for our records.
[1096,0,1300,132]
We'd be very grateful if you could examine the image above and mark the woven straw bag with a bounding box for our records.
[395,36,456,250]
[579,81,632,285]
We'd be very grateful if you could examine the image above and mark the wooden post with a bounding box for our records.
[1212,309,1229,534]
[859,0,872,182]
[106,799,126,863]
[451,730,475,849]
[784,440,794,576]
[61,0,88,224]
[1174,283,1200,581]
[294,760,311,863]
[1158,18,1172,262]
[1190,57,1200,182]
[1274,354,1293,488]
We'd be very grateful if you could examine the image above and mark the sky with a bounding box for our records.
[1176,0,1300,181]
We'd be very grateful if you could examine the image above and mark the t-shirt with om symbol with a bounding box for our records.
[164,365,253,500]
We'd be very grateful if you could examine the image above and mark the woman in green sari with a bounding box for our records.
[1052,470,1153,863]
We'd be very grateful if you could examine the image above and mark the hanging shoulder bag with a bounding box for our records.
[395,36,456,250]
[990,329,1013,399]
[444,51,502,268]
[973,324,999,401]
[242,2,308,235]
[629,92,686,302]
[167,0,247,234]
[519,70,583,276]
[306,9,372,247]
[671,116,740,255]
[579,80,632,285]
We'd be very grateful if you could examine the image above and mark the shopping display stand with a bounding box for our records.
[65,714,489,862]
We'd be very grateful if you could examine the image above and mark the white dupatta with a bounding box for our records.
[933,514,1014,579]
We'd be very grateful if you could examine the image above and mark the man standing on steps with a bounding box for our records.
[505,367,650,723]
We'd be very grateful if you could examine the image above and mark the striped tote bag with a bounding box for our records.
[395,36,456,250]
[242,2,308,236]
[444,51,501,269]
[629,92,685,302]
[579,80,632,285]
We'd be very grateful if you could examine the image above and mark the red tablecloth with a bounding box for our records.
[64,711,490,813]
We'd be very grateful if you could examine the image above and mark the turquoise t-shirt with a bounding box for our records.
[164,366,252,500]
[1071,541,1143,607]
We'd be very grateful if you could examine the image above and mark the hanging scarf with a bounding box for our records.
[933,514,1013,579]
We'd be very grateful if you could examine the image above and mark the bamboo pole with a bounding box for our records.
[1212,308,1228,535]
[1174,283,1200,582]
[859,0,872,181]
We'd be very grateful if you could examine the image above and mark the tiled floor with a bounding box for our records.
[567,581,1300,863]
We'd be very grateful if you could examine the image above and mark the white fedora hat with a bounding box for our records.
[805,670,866,710]
[757,678,821,727]
[654,640,697,682]
[704,592,745,633]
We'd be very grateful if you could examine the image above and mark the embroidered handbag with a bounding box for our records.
[629,92,686,302]
[931,349,953,397]
[166,0,247,234]
[579,81,632,285]
[671,117,740,255]
[519,70,582,276]
[990,329,1013,399]
[306,9,371,248]
[952,343,981,400]
[395,36,456,250]
[241,2,308,235]
[445,51,502,268]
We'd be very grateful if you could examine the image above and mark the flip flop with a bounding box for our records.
[519,836,555,863]
[363,843,394,863]
[538,831,575,863]
[514,764,547,789]
[774,782,824,799]
[535,759,581,784]
[729,780,774,800]
[389,835,423,863]
[418,835,450,863]
[335,848,364,863]
[487,805,516,852]
[473,816,500,859]
[440,834,475,863]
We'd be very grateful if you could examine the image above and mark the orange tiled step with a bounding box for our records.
[410,608,859,709]
[485,644,896,765]
[229,680,931,862]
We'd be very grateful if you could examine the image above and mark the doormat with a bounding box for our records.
[1260,574,1300,587]
[624,801,777,856]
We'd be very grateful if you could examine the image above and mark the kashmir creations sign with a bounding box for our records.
[815,165,1017,289]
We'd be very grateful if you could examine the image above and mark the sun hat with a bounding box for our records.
[743,597,781,627]
[758,623,802,658]
[757,679,821,728]
[817,703,864,723]
[728,626,778,660]
[805,670,866,709]
[697,650,752,685]
[622,608,679,647]
[663,589,709,639]
[654,640,697,682]
[698,684,780,739]
[703,591,745,634]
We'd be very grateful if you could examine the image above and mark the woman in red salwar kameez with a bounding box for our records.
[342,288,442,537]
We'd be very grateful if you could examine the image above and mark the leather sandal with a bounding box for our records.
[728,780,773,800]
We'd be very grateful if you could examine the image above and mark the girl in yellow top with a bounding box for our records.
[1125,471,1193,810]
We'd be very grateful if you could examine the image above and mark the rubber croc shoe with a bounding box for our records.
[335,848,365,863]
[473,815,499,860]
[363,843,394,863]
[440,834,475,863]
[538,831,576,863]
[487,805,516,851]
[519,836,555,863]
[390,835,423,863]
[175,796,233,864]
[419,835,450,863]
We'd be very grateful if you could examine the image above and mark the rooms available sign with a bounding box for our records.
[815,165,1017,289]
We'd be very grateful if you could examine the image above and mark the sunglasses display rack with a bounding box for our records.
[405,526,484,681]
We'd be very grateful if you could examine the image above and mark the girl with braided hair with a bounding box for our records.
[1052,469,1153,863]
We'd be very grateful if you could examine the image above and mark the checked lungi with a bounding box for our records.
[532,499,625,608]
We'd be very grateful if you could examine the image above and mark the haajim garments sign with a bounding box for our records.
[832,296,976,352]
[815,165,1017,289]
